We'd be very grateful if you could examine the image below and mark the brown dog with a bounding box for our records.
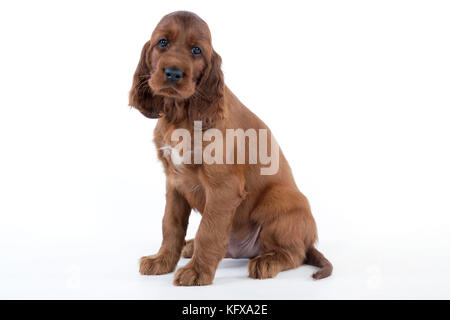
[129,11,332,286]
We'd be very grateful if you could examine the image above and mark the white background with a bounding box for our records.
[1,0,449,299]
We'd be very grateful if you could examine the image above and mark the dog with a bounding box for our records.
[129,11,332,286]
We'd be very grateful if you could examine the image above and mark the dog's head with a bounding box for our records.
[129,11,224,123]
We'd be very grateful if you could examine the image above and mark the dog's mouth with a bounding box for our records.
[158,85,180,97]
[150,79,195,99]
[148,76,180,97]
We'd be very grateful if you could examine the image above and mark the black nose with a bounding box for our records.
[164,67,183,83]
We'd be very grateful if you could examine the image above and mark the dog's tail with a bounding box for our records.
[305,246,333,280]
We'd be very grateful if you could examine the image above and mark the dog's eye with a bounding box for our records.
[192,47,202,55]
[158,39,169,48]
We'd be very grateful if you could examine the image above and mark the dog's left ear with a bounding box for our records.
[189,49,225,128]
[129,40,164,118]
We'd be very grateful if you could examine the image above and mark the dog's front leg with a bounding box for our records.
[139,185,191,275]
[174,174,244,286]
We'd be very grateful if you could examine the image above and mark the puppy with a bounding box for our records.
[129,11,332,286]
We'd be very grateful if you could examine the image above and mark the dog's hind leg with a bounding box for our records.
[248,185,321,279]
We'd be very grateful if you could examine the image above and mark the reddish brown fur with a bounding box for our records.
[130,11,332,286]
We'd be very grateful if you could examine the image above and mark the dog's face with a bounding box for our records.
[129,11,224,121]
[129,11,224,124]
[147,12,212,99]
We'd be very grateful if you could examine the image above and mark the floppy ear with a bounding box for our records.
[189,49,225,129]
[129,41,164,118]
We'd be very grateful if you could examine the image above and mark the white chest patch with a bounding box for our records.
[159,144,188,166]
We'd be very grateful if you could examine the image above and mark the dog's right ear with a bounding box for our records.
[129,40,163,118]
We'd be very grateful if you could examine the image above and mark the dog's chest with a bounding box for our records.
[155,129,206,211]
[154,122,197,172]
[158,143,189,171]
[167,173,206,213]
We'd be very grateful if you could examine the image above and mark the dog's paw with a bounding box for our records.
[248,253,281,279]
[173,265,213,286]
[139,254,175,275]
